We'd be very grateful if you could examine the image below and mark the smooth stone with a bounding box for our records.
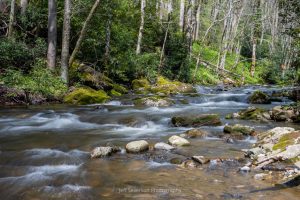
[126,140,149,153]
[154,142,175,151]
[168,135,190,146]
[254,173,268,180]
[239,166,251,172]
[184,129,208,138]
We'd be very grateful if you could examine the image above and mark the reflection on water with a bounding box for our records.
[0,86,299,199]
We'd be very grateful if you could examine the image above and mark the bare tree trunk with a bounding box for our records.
[179,0,185,31]
[250,37,257,77]
[136,0,146,55]
[104,13,112,65]
[159,0,164,21]
[20,0,28,15]
[69,0,101,66]
[47,0,57,70]
[61,0,71,84]
[195,0,201,40]
[8,0,15,37]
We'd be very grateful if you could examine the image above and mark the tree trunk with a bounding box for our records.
[159,17,170,70]
[136,0,146,55]
[195,1,201,40]
[61,0,71,84]
[179,0,185,31]
[8,0,15,37]
[69,0,101,66]
[20,0,28,15]
[104,13,112,66]
[47,0,57,70]
[250,37,257,77]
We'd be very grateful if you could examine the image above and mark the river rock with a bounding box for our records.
[126,140,149,153]
[171,114,221,127]
[180,160,199,168]
[248,90,271,104]
[154,142,175,151]
[239,166,251,172]
[224,124,255,136]
[91,147,113,158]
[183,129,208,138]
[227,106,270,121]
[258,127,295,144]
[192,156,210,164]
[254,173,269,180]
[133,96,174,107]
[168,135,190,146]
[270,105,297,122]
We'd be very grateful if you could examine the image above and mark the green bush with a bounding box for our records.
[0,59,67,99]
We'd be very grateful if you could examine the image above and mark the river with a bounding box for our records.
[0,86,299,199]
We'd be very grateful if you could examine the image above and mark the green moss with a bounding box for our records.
[109,89,122,96]
[113,84,128,94]
[64,87,110,105]
[248,90,271,104]
[239,107,266,120]
[132,78,150,90]
[225,114,233,119]
[172,114,221,127]
[272,131,300,151]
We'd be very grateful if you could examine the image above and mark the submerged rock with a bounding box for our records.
[192,156,210,164]
[239,166,251,172]
[248,90,271,104]
[183,129,208,138]
[154,142,175,151]
[133,96,174,107]
[91,147,114,158]
[180,160,200,168]
[171,114,221,127]
[168,135,190,146]
[126,140,149,153]
[254,173,269,180]
[64,87,110,105]
[224,124,255,136]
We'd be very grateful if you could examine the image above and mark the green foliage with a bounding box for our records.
[0,60,67,98]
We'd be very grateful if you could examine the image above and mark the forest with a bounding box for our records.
[0,0,300,199]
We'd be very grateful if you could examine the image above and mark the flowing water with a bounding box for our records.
[0,86,299,199]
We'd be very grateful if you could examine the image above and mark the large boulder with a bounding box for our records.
[133,96,174,107]
[248,90,271,104]
[258,127,295,145]
[168,135,190,146]
[154,142,175,151]
[126,140,149,153]
[64,87,110,105]
[171,114,221,127]
[223,124,255,136]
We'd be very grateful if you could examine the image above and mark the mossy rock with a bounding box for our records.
[113,84,128,94]
[109,89,122,97]
[152,76,196,95]
[248,90,271,104]
[273,131,300,151]
[132,78,151,90]
[239,107,267,120]
[171,114,221,127]
[133,96,174,107]
[224,124,255,136]
[64,87,110,105]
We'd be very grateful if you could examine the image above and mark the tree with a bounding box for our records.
[20,0,28,15]
[8,0,15,37]
[47,0,57,70]
[61,0,71,84]
[136,0,146,55]
[69,0,101,66]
